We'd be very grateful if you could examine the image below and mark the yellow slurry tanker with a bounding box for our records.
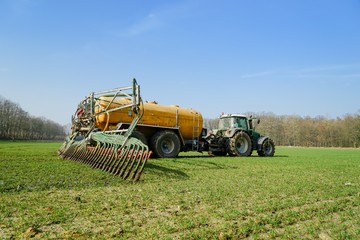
[58,79,206,181]
[94,96,204,158]
[58,79,274,181]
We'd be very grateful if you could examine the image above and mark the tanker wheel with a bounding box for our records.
[257,138,275,157]
[130,130,148,146]
[229,131,252,156]
[151,130,181,158]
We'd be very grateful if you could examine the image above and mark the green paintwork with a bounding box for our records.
[216,115,263,149]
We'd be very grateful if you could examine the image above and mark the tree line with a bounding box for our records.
[0,96,66,140]
[204,111,360,148]
[2,94,359,147]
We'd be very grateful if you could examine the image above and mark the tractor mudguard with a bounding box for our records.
[224,128,238,138]
[257,136,269,151]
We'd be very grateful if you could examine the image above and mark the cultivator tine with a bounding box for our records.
[119,145,139,179]
[58,132,151,181]
[133,150,151,181]
[91,145,107,168]
[112,146,131,175]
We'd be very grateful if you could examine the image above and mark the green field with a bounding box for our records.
[0,142,359,239]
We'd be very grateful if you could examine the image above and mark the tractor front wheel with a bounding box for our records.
[257,138,275,157]
[228,131,252,156]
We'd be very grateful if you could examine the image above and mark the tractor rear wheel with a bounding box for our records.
[228,131,252,156]
[257,138,275,157]
[151,130,181,158]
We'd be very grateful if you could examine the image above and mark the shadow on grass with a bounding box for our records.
[178,159,227,169]
[177,154,289,159]
[247,155,289,158]
[145,162,189,180]
[144,154,289,180]
[176,154,289,159]
[177,155,210,159]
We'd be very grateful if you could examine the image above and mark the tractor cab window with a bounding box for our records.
[234,117,248,130]
[219,117,231,129]
[219,117,248,130]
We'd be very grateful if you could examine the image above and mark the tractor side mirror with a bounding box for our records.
[257,119,260,124]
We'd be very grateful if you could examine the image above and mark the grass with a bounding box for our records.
[0,141,359,239]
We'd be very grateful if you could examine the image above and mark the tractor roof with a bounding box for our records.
[220,114,247,118]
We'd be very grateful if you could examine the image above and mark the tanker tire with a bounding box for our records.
[257,138,275,157]
[229,131,252,156]
[130,130,148,146]
[151,130,181,158]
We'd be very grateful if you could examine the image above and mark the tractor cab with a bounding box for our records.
[220,114,257,140]
[207,114,275,157]
[219,114,249,130]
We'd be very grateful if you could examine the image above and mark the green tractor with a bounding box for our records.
[206,114,275,157]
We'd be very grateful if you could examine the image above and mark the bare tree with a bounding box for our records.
[0,96,66,140]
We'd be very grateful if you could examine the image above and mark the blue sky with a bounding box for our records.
[1,0,359,125]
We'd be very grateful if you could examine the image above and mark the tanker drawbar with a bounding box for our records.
[58,79,151,181]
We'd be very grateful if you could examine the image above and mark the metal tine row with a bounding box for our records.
[127,146,151,181]
[58,140,80,159]
[89,142,111,169]
[107,145,128,174]
[58,138,151,181]
[117,144,140,179]
[133,150,151,181]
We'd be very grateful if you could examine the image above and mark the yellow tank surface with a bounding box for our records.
[95,97,203,140]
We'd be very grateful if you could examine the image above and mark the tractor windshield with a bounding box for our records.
[219,117,248,130]
[219,117,232,129]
